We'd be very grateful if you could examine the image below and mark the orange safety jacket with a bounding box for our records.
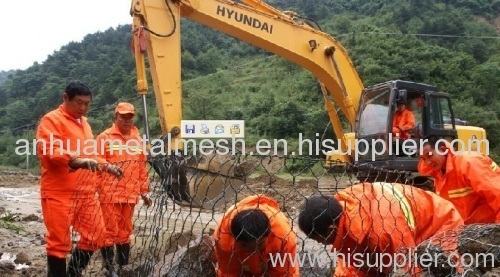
[331,182,463,276]
[418,148,500,224]
[392,109,415,139]
[96,124,149,203]
[214,195,299,277]
[36,105,102,197]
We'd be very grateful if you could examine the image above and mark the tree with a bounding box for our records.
[184,90,222,120]
[470,58,500,106]
[3,100,32,135]
[266,101,305,138]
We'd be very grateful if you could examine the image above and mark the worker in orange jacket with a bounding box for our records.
[214,195,299,276]
[418,137,500,224]
[392,101,415,139]
[96,102,151,276]
[36,80,123,276]
[298,182,464,276]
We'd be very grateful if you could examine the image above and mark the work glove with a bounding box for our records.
[69,158,124,179]
[101,163,124,179]
[69,158,99,171]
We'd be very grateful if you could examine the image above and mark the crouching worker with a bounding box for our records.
[298,182,464,276]
[214,195,299,276]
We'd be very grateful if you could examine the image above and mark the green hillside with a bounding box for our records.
[0,0,498,168]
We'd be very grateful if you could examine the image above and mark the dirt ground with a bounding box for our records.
[0,169,46,276]
[209,154,352,214]
[0,163,331,276]
[1,166,498,277]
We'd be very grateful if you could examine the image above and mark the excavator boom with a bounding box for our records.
[130,0,488,205]
[131,0,363,154]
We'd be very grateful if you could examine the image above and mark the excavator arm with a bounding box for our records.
[130,0,370,208]
[130,0,364,155]
[130,0,490,204]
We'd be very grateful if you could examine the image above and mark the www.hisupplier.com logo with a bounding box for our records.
[269,250,496,273]
[269,252,328,268]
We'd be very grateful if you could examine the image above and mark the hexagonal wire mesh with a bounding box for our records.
[64,153,498,276]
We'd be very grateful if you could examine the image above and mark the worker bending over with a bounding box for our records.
[214,195,299,276]
[298,182,464,276]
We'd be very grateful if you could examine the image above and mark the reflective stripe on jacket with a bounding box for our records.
[418,149,500,224]
[331,183,463,275]
[96,124,149,203]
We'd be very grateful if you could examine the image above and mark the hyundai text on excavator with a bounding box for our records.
[129,0,488,209]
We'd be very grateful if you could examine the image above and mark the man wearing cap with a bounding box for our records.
[96,102,151,276]
[392,101,415,139]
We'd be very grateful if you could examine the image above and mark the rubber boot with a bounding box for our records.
[67,248,93,277]
[116,243,130,275]
[47,255,67,277]
[101,246,118,277]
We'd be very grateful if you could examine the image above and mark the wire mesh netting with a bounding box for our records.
[63,153,499,276]
[391,224,500,277]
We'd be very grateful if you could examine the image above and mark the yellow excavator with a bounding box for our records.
[129,0,488,209]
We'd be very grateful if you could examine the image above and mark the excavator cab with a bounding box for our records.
[353,80,470,182]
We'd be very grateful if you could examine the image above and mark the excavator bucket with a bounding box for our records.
[150,154,255,209]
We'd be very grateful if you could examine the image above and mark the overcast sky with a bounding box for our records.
[0,0,133,72]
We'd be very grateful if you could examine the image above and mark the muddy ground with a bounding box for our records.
[0,164,337,276]
[0,169,46,276]
[0,166,498,277]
